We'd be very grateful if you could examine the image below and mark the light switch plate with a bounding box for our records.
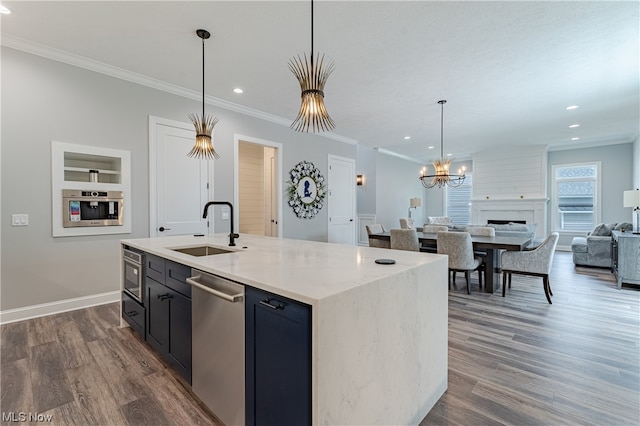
[12,214,29,226]
[221,211,230,220]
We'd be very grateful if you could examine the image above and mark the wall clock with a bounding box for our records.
[287,161,326,219]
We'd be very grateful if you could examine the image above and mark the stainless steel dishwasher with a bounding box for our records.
[186,269,245,426]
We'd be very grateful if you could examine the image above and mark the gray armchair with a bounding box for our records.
[502,232,559,304]
[571,223,632,268]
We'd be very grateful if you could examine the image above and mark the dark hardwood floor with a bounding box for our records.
[1,252,638,425]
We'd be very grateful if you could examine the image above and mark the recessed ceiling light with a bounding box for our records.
[404,136,411,140]
[569,124,580,128]
[571,137,580,141]
[233,88,243,94]
[446,153,452,157]
[566,105,579,110]
[428,146,434,149]
[0,5,11,14]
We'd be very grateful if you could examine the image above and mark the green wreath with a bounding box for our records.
[287,161,326,219]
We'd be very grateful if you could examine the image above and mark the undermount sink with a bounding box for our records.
[170,245,233,257]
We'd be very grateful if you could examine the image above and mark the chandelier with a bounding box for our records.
[188,29,220,160]
[419,100,465,188]
[289,0,335,133]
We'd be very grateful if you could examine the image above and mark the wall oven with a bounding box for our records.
[62,189,123,228]
[123,247,144,303]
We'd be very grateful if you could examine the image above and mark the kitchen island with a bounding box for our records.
[121,233,448,425]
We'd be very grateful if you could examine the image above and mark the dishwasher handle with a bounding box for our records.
[186,276,244,303]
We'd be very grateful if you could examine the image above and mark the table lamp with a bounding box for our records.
[408,197,421,218]
[623,189,640,234]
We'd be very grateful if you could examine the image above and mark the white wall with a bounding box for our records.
[473,145,547,199]
[1,47,355,312]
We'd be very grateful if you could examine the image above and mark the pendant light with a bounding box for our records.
[419,100,466,189]
[188,29,220,159]
[289,0,335,133]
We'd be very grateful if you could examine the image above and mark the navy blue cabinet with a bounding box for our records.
[144,257,192,384]
[245,287,311,426]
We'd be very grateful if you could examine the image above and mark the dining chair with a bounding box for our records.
[437,231,484,294]
[399,218,414,229]
[464,225,495,263]
[390,228,420,252]
[420,225,449,252]
[501,232,559,304]
[366,224,390,248]
[464,226,495,237]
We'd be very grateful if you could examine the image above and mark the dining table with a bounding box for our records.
[368,232,532,293]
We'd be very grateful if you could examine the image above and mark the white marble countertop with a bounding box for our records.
[121,233,444,305]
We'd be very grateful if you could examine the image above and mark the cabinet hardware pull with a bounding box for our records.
[260,298,284,310]
[126,311,138,317]
[158,293,172,301]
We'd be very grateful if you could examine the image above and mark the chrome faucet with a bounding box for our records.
[202,201,239,246]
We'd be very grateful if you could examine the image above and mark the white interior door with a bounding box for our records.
[328,155,356,245]
[150,116,210,237]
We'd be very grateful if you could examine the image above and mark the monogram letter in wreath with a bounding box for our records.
[287,161,327,219]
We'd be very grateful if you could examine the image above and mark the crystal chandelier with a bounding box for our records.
[188,29,220,160]
[419,100,465,189]
[289,0,335,133]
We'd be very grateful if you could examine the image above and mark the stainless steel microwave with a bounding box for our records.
[62,189,123,228]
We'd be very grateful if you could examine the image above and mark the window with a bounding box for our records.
[551,163,600,232]
[447,172,472,225]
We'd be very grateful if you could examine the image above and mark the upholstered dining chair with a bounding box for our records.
[420,225,449,252]
[423,225,450,234]
[464,225,495,262]
[501,232,559,304]
[366,224,390,249]
[437,231,484,294]
[399,218,414,229]
[465,226,495,237]
[390,228,420,252]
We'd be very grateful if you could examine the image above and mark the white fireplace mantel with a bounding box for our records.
[471,198,549,238]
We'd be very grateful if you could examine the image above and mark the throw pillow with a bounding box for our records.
[591,223,612,236]
[614,222,633,232]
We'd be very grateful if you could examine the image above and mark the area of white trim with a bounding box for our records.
[0,290,120,324]
[2,34,358,146]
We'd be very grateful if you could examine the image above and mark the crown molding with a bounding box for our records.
[1,34,358,146]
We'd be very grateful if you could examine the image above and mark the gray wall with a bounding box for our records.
[355,145,377,214]
[1,47,354,311]
[548,142,634,247]
[374,153,426,230]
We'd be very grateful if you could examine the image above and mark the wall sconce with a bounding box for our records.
[356,174,364,186]
[408,197,422,218]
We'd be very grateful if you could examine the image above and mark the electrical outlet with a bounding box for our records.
[12,214,29,226]
[222,211,230,220]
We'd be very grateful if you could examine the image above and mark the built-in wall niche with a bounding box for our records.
[63,151,122,184]
[51,141,131,237]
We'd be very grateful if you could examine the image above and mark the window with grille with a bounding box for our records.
[447,173,472,225]
[551,163,600,232]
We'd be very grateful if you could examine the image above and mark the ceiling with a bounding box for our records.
[2,1,638,162]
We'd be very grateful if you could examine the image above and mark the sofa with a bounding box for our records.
[571,222,633,268]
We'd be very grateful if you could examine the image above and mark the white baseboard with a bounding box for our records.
[0,291,120,325]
